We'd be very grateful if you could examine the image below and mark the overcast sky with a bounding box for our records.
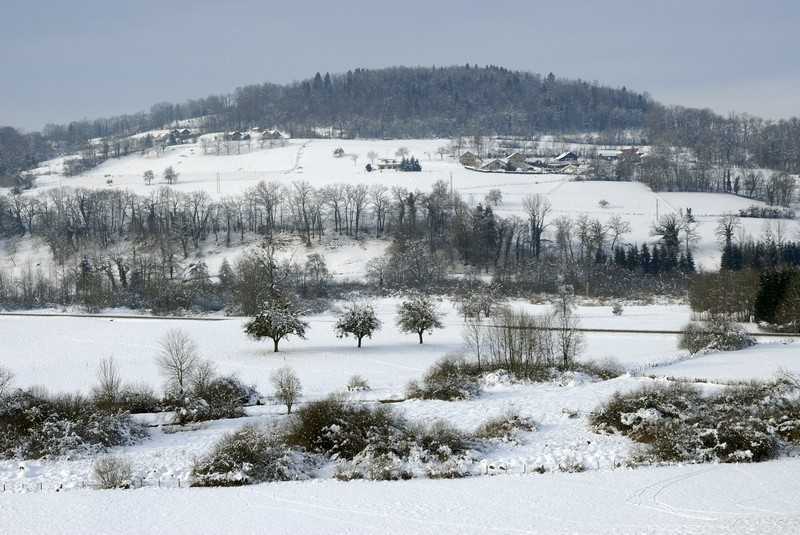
[2,0,798,131]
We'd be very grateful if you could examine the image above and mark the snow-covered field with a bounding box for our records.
[2,298,800,535]
[0,300,695,396]
[14,137,794,271]
[4,457,800,534]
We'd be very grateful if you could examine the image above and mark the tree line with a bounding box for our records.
[0,179,693,311]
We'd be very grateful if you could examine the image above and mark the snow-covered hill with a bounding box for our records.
[6,138,786,272]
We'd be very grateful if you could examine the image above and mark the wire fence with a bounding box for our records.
[1,476,190,494]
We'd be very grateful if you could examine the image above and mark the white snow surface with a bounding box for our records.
[3,460,800,534]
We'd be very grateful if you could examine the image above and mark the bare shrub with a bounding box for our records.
[92,357,122,408]
[93,456,133,489]
[346,375,370,392]
[406,356,480,401]
[475,412,537,442]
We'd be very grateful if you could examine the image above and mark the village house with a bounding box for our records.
[459,151,481,167]
[506,152,527,168]
[480,158,507,171]
[596,149,621,161]
[553,151,579,162]
[377,158,400,170]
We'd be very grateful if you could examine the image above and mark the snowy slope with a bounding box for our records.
[3,460,800,534]
[14,137,788,271]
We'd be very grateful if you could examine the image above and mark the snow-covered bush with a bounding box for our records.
[475,412,537,443]
[93,456,133,489]
[611,302,624,316]
[679,319,756,355]
[192,425,313,487]
[284,397,474,480]
[173,375,255,424]
[285,396,404,460]
[0,389,147,460]
[572,358,626,380]
[592,381,800,464]
[558,453,586,473]
[406,357,481,401]
[336,420,473,481]
[116,383,162,414]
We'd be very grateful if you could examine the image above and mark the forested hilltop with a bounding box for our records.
[3,64,800,180]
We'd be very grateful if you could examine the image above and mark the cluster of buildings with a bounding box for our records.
[459,147,643,175]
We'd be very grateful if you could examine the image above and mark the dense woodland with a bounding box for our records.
[3,65,800,183]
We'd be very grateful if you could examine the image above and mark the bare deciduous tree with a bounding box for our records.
[716,213,741,248]
[271,366,301,414]
[522,194,551,258]
[157,329,199,398]
[94,356,122,406]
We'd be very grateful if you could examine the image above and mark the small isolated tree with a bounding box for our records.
[335,302,382,348]
[94,356,122,407]
[271,366,301,414]
[395,147,410,159]
[244,295,309,352]
[462,319,487,371]
[367,150,378,164]
[157,329,199,399]
[436,146,448,160]
[163,166,179,184]
[552,285,584,368]
[485,188,503,207]
[397,295,444,344]
[143,169,155,185]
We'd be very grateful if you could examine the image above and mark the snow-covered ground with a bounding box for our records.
[0,300,695,396]
[2,301,800,533]
[4,460,800,534]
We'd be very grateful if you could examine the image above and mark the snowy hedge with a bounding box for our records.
[0,389,147,460]
[192,425,315,487]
